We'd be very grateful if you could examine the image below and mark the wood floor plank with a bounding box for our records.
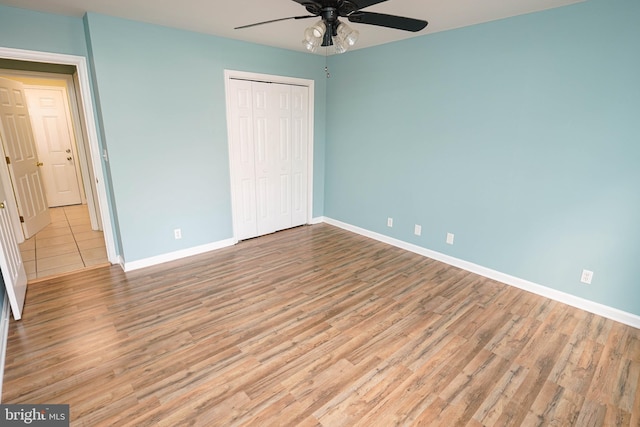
[314,361,413,426]
[3,223,639,425]
[471,362,530,425]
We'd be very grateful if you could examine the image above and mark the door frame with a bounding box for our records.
[224,69,315,242]
[0,47,117,264]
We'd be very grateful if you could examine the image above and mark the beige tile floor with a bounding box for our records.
[19,205,109,281]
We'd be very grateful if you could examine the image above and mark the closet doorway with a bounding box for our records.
[225,71,315,241]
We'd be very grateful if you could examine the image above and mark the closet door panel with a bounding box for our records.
[229,78,308,240]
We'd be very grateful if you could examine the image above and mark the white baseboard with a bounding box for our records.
[120,219,326,272]
[323,217,640,329]
[310,216,326,225]
[122,238,237,272]
[116,254,125,271]
[119,218,324,272]
[0,294,10,403]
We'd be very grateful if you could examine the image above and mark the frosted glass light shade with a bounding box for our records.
[302,20,326,52]
[337,22,359,47]
[332,36,348,54]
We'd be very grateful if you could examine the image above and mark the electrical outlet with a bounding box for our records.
[446,232,454,245]
[580,269,593,285]
[414,224,422,236]
[387,217,393,228]
[174,228,182,240]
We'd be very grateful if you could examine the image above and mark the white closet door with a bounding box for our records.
[252,81,277,236]
[268,82,293,234]
[228,79,308,241]
[291,85,309,227]
[229,79,258,240]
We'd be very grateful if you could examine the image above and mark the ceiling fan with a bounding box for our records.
[235,0,428,53]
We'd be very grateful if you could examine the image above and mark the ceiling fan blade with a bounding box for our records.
[291,0,323,15]
[235,15,315,30]
[291,0,320,5]
[348,11,428,32]
[347,0,389,11]
[338,0,389,16]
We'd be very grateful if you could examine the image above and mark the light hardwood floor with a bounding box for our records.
[3,224,639,426]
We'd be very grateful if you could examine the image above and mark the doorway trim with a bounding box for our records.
[224,69,315,242]
[0,46,117,264]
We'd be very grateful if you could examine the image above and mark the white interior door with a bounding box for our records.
[0,193,27,320]
[0,77,50,238]
[228,78,309,241]
[24,86,83,207]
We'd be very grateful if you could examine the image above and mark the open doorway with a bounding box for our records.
[0,67,107,279]
[0,48,117,281]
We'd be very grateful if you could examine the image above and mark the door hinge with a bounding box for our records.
[19,216,24,223]
[5,156,9,165]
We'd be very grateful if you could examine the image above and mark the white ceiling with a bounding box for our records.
[0,0,584,53]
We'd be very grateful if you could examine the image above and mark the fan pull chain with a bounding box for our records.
[324,46,330,78]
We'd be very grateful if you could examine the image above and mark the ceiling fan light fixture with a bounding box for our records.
[331,21,359,54]
[336,22,359,47]
[302,20,326,52]
[302,38,320,52]
[332,35,348,54]
[304,20,326,40]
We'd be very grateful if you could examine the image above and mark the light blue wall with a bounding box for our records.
[0,5,87,56]
[84,13,327,262]
[1,0,638,320]
[325,0,640,315]
[0,5,123,256]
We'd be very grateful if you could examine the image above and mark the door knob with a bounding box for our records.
[66,149,71,153]
[36,162,43,167]
[67,157,72,161]
[0,202,4,209]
